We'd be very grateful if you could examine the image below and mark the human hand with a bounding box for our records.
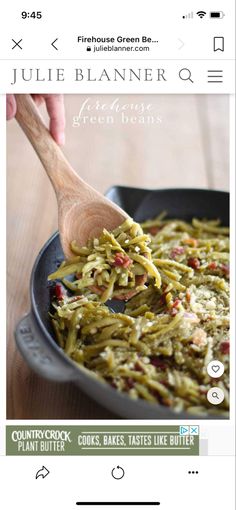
[6,94,65,145]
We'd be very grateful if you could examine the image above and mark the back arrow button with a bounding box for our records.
[51,38,59,50]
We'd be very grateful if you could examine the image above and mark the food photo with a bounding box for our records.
[7,93,229,419]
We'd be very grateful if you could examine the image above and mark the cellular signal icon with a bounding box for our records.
[182,12,194,19]
[196,10,207,18]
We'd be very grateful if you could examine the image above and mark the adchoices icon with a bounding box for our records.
[179,426,199,436]
[179,426,189,436]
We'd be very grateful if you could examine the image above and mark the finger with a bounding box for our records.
[6,95,17,120]
[32,94,44,107]
[44,94,65,145]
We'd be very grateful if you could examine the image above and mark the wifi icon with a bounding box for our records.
[196,10,207,18]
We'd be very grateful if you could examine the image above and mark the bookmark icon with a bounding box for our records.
[213,36,224,51]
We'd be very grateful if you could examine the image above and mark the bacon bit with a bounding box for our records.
[162,398,173,407]
[183,238,198,247]
[55,283,65,301]
[172,299,181,308]
[114,274,148,301]
[90,273,148,302]
[76,272,82,280]
[160,292,167,305]
[186,289,191,303]
[148,226,160,235]
[192,328,207,346]
[126,377,135,389]
[169,299,181,316]
[89,285,106,295]
[151,391,160,402]
[170,246,185,259]
[150,356,167,370]
[135,274,148,286]
[160,380,169,387]
[208,261,218,270]
[187,257,200,270]
[134,362,144,373]
[220,263,230,277]
[113,252,132,268]
[220,341,230,355]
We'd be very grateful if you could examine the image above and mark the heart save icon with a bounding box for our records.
[212,365,220,373]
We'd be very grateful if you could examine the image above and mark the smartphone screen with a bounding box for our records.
[0,2,235,509]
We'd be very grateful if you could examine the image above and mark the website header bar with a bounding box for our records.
[1,60,234,93]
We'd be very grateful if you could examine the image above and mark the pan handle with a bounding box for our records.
[15,312,77,382]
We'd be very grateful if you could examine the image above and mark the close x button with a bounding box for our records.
[207,69,223,83]
[12,38,23,50]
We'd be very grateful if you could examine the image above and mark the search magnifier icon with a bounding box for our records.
[179,68,194,83]
[207,387,225,405]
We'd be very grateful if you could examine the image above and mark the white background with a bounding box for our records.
[0,456,235,509]
[0,1,235,508]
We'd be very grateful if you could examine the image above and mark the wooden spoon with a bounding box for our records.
[15,94,129,259]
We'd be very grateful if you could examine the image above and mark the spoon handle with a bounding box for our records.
[15,94,81,195]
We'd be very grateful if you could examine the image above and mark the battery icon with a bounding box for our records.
[210,11,225,18]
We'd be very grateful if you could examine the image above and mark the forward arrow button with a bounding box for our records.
[177,38,185,50]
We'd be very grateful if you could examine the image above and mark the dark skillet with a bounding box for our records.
[15,188,229,419]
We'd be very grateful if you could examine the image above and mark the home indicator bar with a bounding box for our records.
[76,503,161,506]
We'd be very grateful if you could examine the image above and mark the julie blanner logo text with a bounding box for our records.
[11,67,167,85]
